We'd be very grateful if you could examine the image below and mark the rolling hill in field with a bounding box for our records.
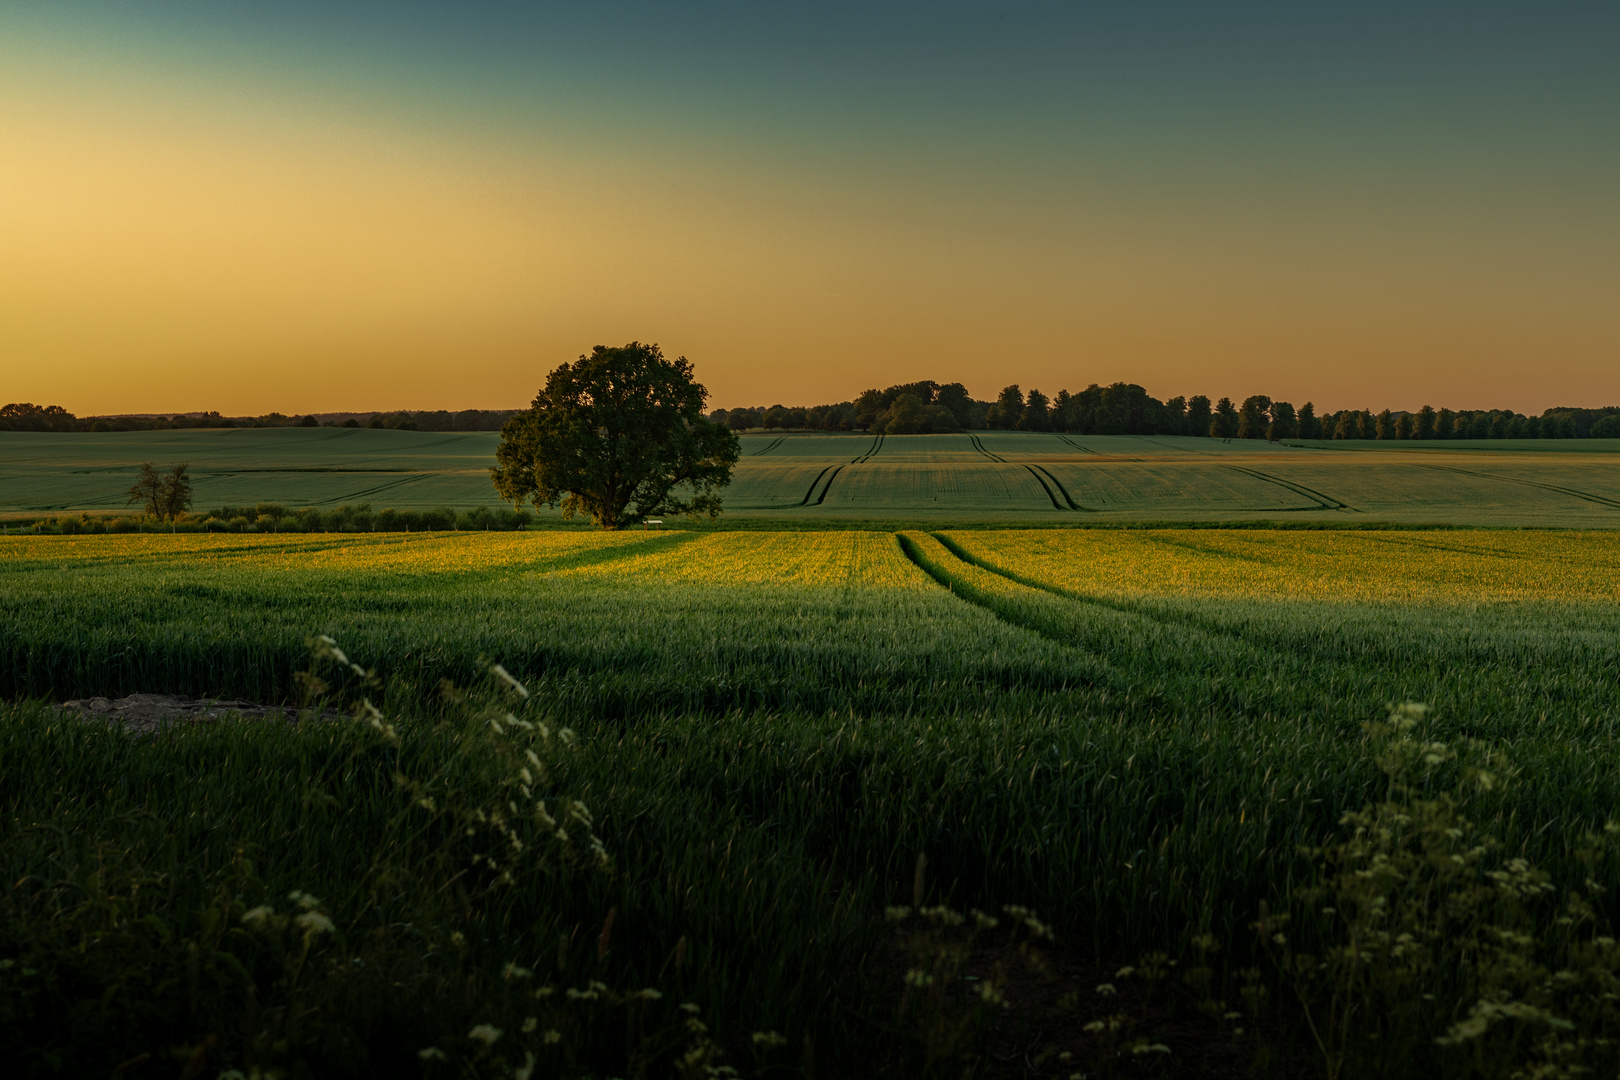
[3,428,1619,526]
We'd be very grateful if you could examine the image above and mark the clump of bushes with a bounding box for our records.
[3,503,533,535]
[198,503,531,533]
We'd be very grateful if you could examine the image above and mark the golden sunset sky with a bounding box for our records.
[3,2,1616,415]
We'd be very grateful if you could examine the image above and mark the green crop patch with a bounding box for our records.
[8,429,1620,527]
[6,527,1620,1075]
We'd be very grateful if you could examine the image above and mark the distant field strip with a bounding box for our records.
[1040,461,1326,513]
[11,430,1620,525]
[1242,460,1620,521]
[811,463,1053,511]
[713,464,833,508]
[0,429,508,511]
[1414,463,1620,510]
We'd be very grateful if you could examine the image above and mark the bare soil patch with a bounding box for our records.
[54,693,332,736]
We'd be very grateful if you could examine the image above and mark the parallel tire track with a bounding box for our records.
[1414,463,1620,510]
[968,434,1005,461]
[750,437,786,456]
[1222,465,1353,511]
[893,531,1119,688]
[924,531,1399,668]
[851,434,885,462]
[1056,435,1100,455]
[1030,465,1094,511]
[797,466,834,506]
[814,465,846,504]
[1022,465,1067,510]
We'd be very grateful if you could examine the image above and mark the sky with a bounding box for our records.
[2,1,1617,416]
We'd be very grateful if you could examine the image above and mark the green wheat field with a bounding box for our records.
[6,428,1620,524]
[5,434,1620,1077]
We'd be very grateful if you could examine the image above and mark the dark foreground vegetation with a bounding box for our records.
[4,531,1620,1077]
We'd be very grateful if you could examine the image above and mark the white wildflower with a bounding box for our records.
[492,664,530,698]
[297,912,335,935]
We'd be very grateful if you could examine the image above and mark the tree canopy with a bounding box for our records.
[125,463,193,519]
[491,343,740,530]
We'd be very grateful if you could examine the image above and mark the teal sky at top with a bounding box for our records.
[4,1,1618,412]
[19,1,1618,181]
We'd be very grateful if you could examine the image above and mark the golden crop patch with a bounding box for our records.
[944,529,1620,604]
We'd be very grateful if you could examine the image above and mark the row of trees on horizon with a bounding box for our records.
[0,403,519,434]
[711,382,1620,440]
[8,388,1620,440]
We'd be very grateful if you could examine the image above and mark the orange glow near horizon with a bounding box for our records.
[3,16,1617,418]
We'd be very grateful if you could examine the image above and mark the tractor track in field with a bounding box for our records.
[1412,463,1620,510]
[915,530,1447,672]
[967,434,1005,461]
[905,531,1325,673]
[851,434,885,462]
[749,437,786,456]
[811,465,845,504]
[314,473,432,505]
[892,531,1120,687]
[1056,435,1100,455]
[1027,465,1094,511]
[797,465,835,505]
[1021,465,1087,511]
[1222,466,1354,511]
[1023,466,1066,510]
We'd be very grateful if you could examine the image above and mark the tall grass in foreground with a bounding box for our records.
[0,643,818,1078]
[6,531,1620,1075]
[8,671,1620,1075]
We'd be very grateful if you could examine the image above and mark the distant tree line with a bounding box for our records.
[9,393,1619,440]
[0,403,519,433]
[710,384,1620,440]
[11,502,534,536]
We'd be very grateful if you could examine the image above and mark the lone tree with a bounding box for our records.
[492,342,740,530]
[126,463,193,519]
